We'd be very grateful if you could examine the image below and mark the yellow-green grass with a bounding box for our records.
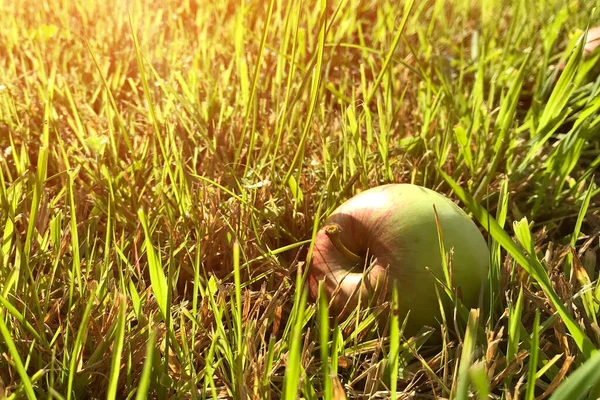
[1,0,600,398]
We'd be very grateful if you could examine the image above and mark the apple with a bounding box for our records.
[583,26,600,55]
[556,26,600,72]
[308,184,489,334]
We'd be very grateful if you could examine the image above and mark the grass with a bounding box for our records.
[0,0,600,398]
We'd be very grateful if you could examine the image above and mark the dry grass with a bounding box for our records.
[0,0,599,398]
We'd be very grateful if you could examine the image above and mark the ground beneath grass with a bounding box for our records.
[1,0,600,398]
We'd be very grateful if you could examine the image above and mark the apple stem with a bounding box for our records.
[324,224,363,265]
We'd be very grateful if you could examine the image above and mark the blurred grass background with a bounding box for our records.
[1,0,600,398]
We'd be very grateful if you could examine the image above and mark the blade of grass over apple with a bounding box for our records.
[282,166,327,351]
[429,193,488,348]
[433,205,452,289]
[427,270,475,340]
[341,297,386,345]
[440,170,596,359]
[489,178,508,321]
[388,284,401,398]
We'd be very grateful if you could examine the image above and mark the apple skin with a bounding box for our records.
[557,27,600,72]
[308,184,489,334]
[584,26,600,55]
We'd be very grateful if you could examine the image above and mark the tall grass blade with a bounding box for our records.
[138,209,168,320]
[318,281,332,400]
[282,270,308,399]
[549,351,600,400]
[66,292,96,400]
[454,309,480,400]
[440,170,596,359]
[107,295,127,400]
[135,328,157,400]
[0,312,36,400]
[525,311,540,400]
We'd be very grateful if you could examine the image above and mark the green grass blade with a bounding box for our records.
[469,363,489,400]
[365,0,415,107]
[389,283,400,398]
[549,351,600,400]
[506,286,524,367]
[523,31,585,165]
[284,0,327,184]
[454,309,480,400]
[282,272,308,399]
[440,170,596,359]
[66,292,96,400]
[138,209,168,320]
[67,171,83,293]
[0,294,44,344]
[565,180,595,277]
[135,328,157,400]
[84,40,133,154]
[505,286,524,389]
[475,51,530,198]
[318,281,331,400]
[106,295,127,400]
[525,311,540,400]
[235,0,275,170]
[0,311,37,400]
[232,239,245,391]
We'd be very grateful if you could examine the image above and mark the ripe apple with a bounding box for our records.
[308,184,489,334]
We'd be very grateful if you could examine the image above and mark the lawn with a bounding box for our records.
[1,0,600,398]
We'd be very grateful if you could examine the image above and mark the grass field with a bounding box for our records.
[1,0,600,398]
